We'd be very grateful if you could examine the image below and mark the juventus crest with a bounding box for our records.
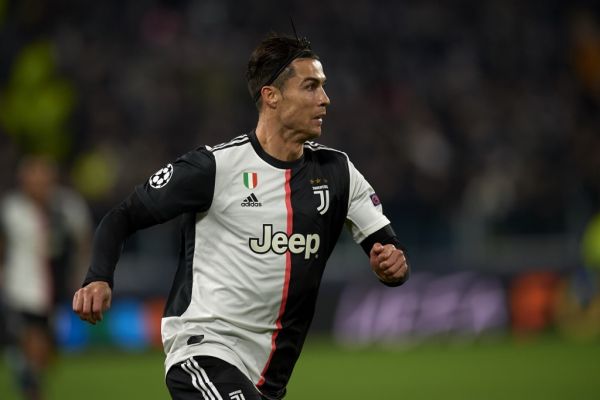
[311,178,330,215]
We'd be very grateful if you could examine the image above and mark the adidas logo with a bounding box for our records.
[241,193,262,207]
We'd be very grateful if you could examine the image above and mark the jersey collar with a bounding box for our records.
[248,130,305,170]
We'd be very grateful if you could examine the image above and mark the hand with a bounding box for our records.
[72,281,112,325]
[369,243,409,284]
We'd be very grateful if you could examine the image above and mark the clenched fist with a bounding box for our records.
[369,242,409,285]
[72,281,112,325]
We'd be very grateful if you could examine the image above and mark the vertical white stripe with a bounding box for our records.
[191,358,224,400]
[181,361,210,400]
[186,358,216,400]
[186,361,216,400]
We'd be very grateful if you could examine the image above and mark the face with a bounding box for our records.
[19,157,57,205]
[276,58,330,140]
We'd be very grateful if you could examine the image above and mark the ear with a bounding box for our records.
[261,86,280,109]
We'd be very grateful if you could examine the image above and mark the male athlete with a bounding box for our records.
[1,156,92,400]
[73,33,409,400]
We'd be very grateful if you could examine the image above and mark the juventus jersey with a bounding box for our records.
[132,132,389,399]
[1,188,92,314]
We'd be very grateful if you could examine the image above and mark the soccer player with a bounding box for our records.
[1,156,92,400]
[73,33,409,400]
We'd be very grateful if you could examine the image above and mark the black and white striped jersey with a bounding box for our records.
[1,188,92,314]
[133,131,390,399]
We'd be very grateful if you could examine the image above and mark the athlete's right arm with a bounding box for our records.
[72,191,156,324]
[73,147,216,325]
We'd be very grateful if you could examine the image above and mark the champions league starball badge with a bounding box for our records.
[149,163,173,189]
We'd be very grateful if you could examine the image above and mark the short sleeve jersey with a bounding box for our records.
[1,188,92,314]
[135,132,389,399]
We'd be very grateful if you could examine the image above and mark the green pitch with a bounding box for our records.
[1,337,598,399]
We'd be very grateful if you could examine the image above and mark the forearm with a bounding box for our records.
[83,209,129,287]
[83,192,156,288]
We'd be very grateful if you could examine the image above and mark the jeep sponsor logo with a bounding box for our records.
[249,224,320,259]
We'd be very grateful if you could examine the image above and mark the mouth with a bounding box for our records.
[313,113,326,123]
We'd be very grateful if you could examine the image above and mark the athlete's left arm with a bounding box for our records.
[360,225,409,287]
[344,158,409,287]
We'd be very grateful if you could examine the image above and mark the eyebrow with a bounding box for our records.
[301,77,327,85]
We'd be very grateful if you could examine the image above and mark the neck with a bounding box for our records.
[255,116,305,162]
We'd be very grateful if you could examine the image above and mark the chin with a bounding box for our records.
[291,127,321,143]
[305,129,322,141]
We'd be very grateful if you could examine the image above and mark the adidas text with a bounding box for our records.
[249,224,320,260]
[241,193,262,207]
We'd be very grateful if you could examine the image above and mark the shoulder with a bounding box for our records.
[0,191,31,225]
[206,134,251,153]
[176,145,216,168]
[1,191,26,213]
[303,141,351,175]
[54,187,86,203]
[53,188,93,228]
[53,187,89,212]
[172,133,252,172]
[1,191,19,205]
[303,141,349,163]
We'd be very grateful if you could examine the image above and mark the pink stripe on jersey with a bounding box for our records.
[258,169,293,387]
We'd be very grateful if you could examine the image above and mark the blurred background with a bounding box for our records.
[1,0,599,399]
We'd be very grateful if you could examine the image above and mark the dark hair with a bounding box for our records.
[246,33,318,108]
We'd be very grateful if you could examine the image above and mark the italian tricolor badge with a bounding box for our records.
[243,172,258,189]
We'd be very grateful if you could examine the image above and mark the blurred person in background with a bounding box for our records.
[73,33,409,400]
[0,155,92,400]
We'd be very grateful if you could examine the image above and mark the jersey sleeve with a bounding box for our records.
[345,159,390,244]
[83,147,215,288]
[135,146,216,223]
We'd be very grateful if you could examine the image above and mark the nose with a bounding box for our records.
[319,87,330,107]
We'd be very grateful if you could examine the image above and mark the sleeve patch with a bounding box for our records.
[370,193,381,206]
[149,163,174,189]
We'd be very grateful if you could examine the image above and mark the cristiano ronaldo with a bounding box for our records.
[73,32,409,400]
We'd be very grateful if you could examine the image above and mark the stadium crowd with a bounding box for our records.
[1,0,599,254]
